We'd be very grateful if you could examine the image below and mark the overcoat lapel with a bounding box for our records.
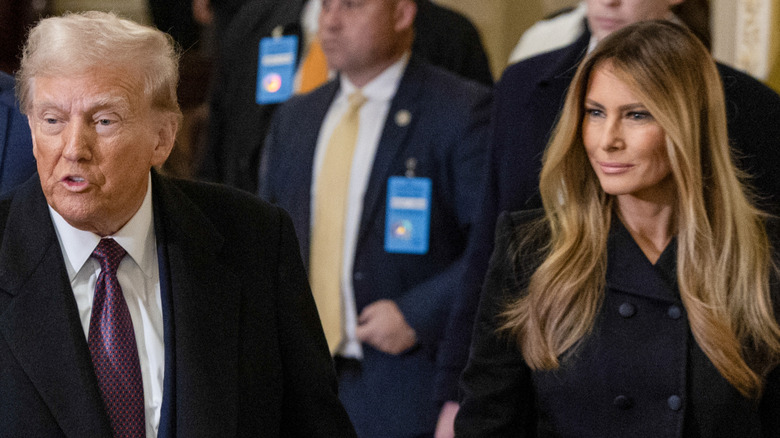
[358,57,423,244]
[606,219,679,302]
[0,178,112,437]
[150,173,243,436]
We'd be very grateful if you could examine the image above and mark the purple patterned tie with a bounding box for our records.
[88,238,145,438]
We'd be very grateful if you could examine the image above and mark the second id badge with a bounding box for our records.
[385,176,432,254]
[256,35,297,104]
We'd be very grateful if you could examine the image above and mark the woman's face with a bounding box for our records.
[582,63,674,204]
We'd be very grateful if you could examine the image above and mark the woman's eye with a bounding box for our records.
[628,111,652,121]
[584,108,603,118]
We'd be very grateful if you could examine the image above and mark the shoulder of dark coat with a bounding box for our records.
[156,173,285,227]
[497,209,549,287]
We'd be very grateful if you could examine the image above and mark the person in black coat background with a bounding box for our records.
[2,12,356,436]
[455,21,780,437]
[488,0,780,218]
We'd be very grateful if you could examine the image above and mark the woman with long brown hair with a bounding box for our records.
[455,21,780,437]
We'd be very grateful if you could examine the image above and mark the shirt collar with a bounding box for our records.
[49,172,157,281]
[338,51,410,103]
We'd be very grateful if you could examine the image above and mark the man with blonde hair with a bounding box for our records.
[0,11,355,437]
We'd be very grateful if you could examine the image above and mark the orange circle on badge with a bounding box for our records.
[263,73,283,93]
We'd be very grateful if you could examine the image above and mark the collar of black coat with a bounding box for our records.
[605,216,679,303]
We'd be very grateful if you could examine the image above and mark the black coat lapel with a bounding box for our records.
[606,218,679,302]
[0,177,112,437]
[150,173,243,436]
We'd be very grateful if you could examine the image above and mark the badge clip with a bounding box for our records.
[405,157,417,178]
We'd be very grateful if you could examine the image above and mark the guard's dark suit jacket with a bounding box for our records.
[260,56,491,437]
[490,29,780,217]
[0,172,356,438]
[0,72,35,195]
[455,210,780,437]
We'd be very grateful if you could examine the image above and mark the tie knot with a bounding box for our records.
[92,238,127,274]
[347,91,366,110]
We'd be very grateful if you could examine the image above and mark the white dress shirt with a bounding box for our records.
[49,173,164,438]
[311,53,410,358]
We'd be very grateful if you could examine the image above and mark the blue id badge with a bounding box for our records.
[385,176,432,254]
[256,35,298,104]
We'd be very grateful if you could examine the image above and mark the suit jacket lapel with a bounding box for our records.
[150,173,242,436]
[358,57,423,244]
[286,81,339,262]
[0,177,112,437]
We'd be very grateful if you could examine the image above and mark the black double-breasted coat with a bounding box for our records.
[456,211,780,437]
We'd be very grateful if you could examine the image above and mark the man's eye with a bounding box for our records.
[98,119,114,126]
[44,118,58,124]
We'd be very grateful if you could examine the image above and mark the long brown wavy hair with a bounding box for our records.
[501,21,780,399]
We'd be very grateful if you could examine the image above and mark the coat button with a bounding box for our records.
[618,302,636,318]
[667,305,682,320]
[667,395,682,411]
[613,395,633,409]
[354,272,365,281]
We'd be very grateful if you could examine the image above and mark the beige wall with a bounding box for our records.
[436,0,580,80]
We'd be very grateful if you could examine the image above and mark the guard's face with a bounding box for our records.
[586,0,684,41]
[28,66,175,236]
[318,0,413,85]
[582,64,674,204]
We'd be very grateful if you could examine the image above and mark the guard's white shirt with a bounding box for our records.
[311,53,410,358]
[49,173,164,438]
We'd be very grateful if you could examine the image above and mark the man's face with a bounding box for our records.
[28,67,175,236]
[318,0,414,86]
[586,0,684,41]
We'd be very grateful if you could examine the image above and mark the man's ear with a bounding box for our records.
[150,112,179,167]
[394,0,417,33]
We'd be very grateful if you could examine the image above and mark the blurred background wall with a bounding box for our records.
[5,0,779,85]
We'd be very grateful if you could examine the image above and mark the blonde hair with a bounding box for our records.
[502,21,780,399]
[16,10,181,120]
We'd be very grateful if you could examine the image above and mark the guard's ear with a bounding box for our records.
[394,0,417,33]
